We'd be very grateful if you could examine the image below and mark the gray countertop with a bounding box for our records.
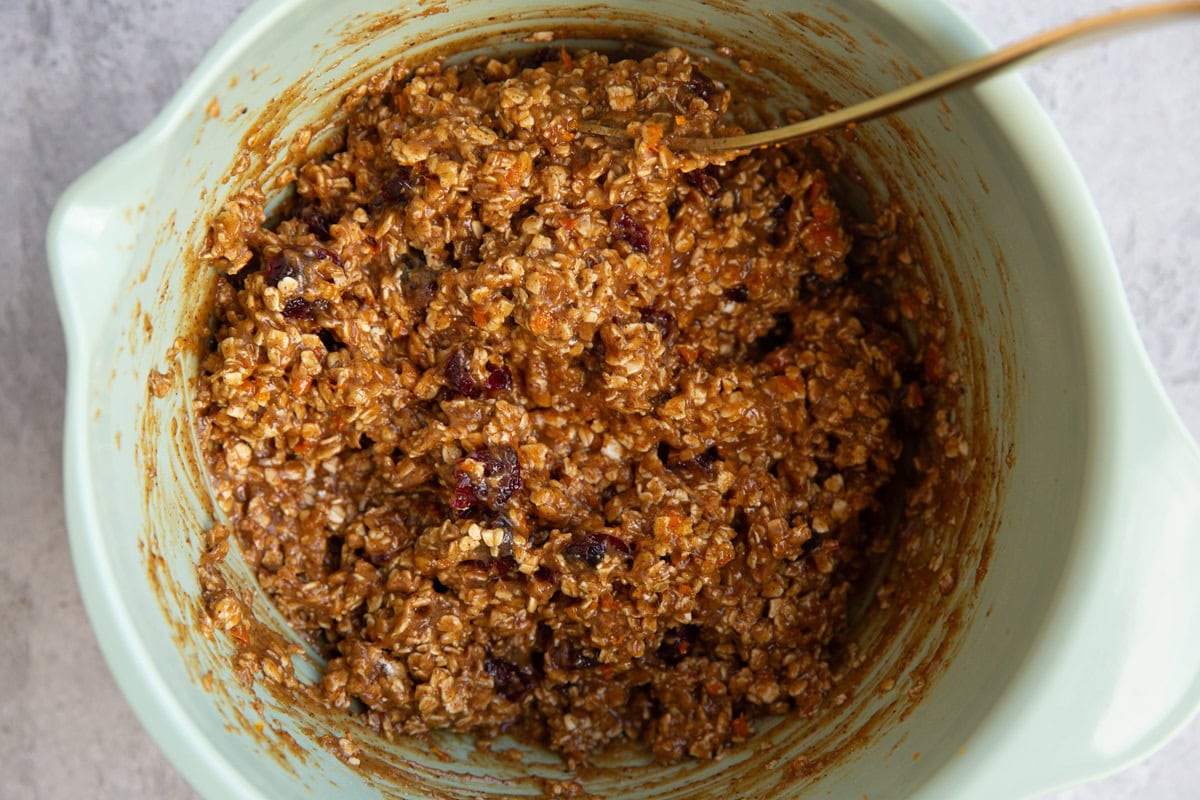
[1,0,1197,797]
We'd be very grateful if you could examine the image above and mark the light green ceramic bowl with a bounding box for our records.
[48,0,1200,797]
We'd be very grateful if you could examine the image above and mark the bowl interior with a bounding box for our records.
[68,0,1090,797]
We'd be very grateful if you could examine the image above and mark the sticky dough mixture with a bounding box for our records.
[197,47,933,763]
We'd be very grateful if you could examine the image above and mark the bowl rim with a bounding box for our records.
[47,1,1200,798]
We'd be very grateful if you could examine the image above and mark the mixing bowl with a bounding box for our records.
[47,0,1200,797]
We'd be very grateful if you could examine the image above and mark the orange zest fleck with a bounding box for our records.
[644,122,664,152]
[505,163,523,187]
[530,309,554,335]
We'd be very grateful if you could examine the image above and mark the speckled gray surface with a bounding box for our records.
[1,1,1197,797]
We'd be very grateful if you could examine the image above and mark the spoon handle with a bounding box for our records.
[596,1,1200,153]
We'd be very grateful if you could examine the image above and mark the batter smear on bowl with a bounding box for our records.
[196,47,942,763]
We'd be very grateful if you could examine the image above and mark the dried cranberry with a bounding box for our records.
[613,209,651,255]
[451,446,524,513]
[263,252,298,287]
[463,556,518,577]
[606,536,632,557]
[475,446,524,508]
[685,66,717,101]
[693,446,720,476]
[683,165,720,196]
[564,532,630,568]
[483,365,512,395]
[517,47,555,71]
[723,284,750,303]
[484,656,537,702]
[381,166,418,202]
[660,443,719,476]
[318,328,345,352]
[638,306,675,339]
[533,565,558,582]
[451,469,480,511]
[364,546,400,568]
[444,348,480,398]
[556,641,598,670]
[299,206,332,240]
[772,195,794,220]
[305,245,342,267]
[770,195,795,246]
[264,246,341,286]
[658,624,701,665]
[282,297,314,320]
[564,537,604,567]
